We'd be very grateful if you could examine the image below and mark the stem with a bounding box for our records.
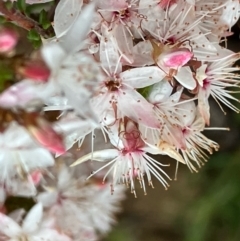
[0,1,50,38]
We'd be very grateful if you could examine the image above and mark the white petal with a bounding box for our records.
[100,24,121,75]
[41,43,66,71]
[174,67,196,90]
[159,142,185,164]
[120,66,165,88]
[33,229,72,241]
[22,203,43,233]
[118,87,160,128]
[59,2,96,52]
[58,166,72,189]
[112,24,134,64]
[71,149,119,167]
[130,40,154,66]
[54,0,83,38]
[0,213,21,238]
[37,192,58,207]
[147,80,173,104]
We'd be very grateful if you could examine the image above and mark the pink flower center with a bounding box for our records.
[203,79,210,90]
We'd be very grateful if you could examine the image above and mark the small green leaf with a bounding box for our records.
[0,16,6,24]
[39,9,51,30]
[27,30,42,49]
[27,29,40,41]
[31,38,42,49]
[0,65,14,92]
[137,85,153,99]
[16,0,26,13]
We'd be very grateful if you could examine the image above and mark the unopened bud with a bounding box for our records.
[29,170,43,185]
[0,28,18,53]
[26,114,66,155]
[19,62,50,82]
[158,48,193,69]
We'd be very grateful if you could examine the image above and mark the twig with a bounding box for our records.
[0,1,50,38]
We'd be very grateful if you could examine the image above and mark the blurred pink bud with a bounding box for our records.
[27,116,66,155]
[0,205,7,214]
[159,0,176,9]
[159,48,193,69]
[0,28,18,53]
[29,170,43,185]
[19,62,50,82]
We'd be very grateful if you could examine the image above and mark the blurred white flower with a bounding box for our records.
[0,203,71,241]
[37,164,125,238]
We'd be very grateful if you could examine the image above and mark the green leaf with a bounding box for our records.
[27,29,40,41]
[16,0,26,13]
[27,30,42,49]
[39,9,51,30]
[31,38,42,49]
[0,65,14,92]
[0,16,6,24]
[137,85,153,99]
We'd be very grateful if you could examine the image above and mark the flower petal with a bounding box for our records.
[174,67,196,90]
[0,213,21,237]
[22,203,43,233]
[120,66,165,88]
[71,149,119,167]
[118,87,160,128]
[59,2,96,52]
[54,0,83,38]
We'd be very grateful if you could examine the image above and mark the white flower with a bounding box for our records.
[177,101,219,172]
[0,123,54,191]
[37,164,125,238]
[0,203,71,241]
[92,24,165,128]
[197,52,240,125]
[71,118,172,196]
[53,112,98,153]
[196,0,240,41]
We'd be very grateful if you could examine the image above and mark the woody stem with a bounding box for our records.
[0,1,50,38]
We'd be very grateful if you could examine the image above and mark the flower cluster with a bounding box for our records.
[0,0,240,240]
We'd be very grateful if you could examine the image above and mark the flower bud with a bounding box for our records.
[18,62,50,82]
[28,170,43,185]
[0,28,18,53]
[157,48,193,69]
[25,114,66,155]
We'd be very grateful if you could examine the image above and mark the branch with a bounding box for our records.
[0,1,50,38]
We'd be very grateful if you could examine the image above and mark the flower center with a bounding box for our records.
[114,8,131,20]
[105,79,121,91]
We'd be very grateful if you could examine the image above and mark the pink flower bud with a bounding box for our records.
[158,0,177,9]
[0,205,7,214]
[158,48,193,69]
[29,170,43,185]
[19,62,50,82]
[26,115,66,155]
[0,29,18,53]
